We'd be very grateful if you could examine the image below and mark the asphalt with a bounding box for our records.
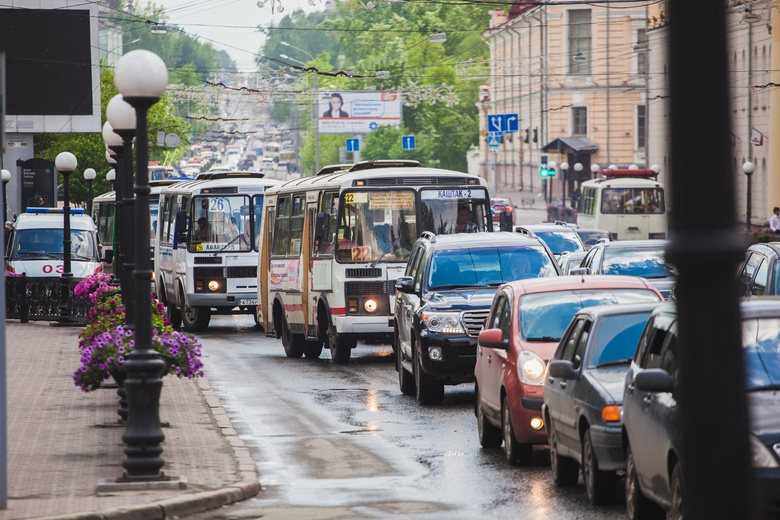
[0,188,547,520]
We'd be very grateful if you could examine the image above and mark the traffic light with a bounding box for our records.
[540,154,549,177]
[524,128,530,143]
[533,127,538,143]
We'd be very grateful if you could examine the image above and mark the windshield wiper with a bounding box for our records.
[596,358,632,368]
[213,234,241,256]
[526,336,559,342]
[747,384,780,392]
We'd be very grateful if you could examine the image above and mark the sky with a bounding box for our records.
[152,0,325,71]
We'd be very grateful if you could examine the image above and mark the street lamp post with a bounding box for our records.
[115,49,168,480]
[560,162,569,206]
[743,161,755,231]
[548,160,557,205]
[54,152,77,323]
[83,168,96,216]
[1,169,11,226]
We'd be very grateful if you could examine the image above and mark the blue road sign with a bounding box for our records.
[346,138,360,152]
[505,113,519,133]
[488,115,502,133]
[489,113,519,133]
[488,134,500,147]
[402,135,416,150]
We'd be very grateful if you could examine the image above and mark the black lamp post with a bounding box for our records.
[1,169,11,227]
[115,49,168,480]
[743,161,754,231]
[83,168,96,217]
[54,152,77,323]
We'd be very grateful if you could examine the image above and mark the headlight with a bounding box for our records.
[422,311,464,334]
[208,280,220,291]
[364,299,378,313]
[517,350,546,386]
[749,434,779,468]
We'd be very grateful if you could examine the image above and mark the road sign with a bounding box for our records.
[488,113,519,133]
[346,138,360,152]
[402,135,416,150]
[488,134,500,147]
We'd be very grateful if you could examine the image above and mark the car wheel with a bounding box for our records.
[166,303,182,330]
[303,340,323,359]
[502,398,532,465]
[625,445,666,520]
[397,335,415,396]
[476,386,502,448]
[583,428,616,505]
[327,324,355,364]
[281,318,304,358]
[182,303,210,332]
[670,462,685,520]
[549,425,578,487]
[413,344,444,405]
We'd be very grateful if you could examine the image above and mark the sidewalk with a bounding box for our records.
[1,320,258,520]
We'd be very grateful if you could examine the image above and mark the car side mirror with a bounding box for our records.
[478,328,509,350]
[395,276,415,294]
[103,249,114,265]
[548,359,579,379]
[634,368,674,393]
[570,267,590,276]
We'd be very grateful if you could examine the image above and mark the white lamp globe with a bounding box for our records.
[106,94,137,131]
[650,164,661,174]
[548,160,557,170]
[560,162,569,170]
[83,168,97,181]
[629,163,639,170]
[106,150,117,165]
[1,169,10,183]
[743,161,756,175]
[608,164,618,170]
[591,164,601,174]
[106,169,116,182]
[55,152,78,172]
[115,50,168,99]
[574,163,584,172]
[102,122,123,148]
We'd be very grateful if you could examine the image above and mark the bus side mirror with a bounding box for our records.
[314,213,330,250]
[499,211,513,231]
[103,249,114,264]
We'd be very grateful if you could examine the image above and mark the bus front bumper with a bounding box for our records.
[186,292,259,309]
[332,314,393,335]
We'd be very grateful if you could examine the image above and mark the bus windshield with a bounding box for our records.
[419,188,490,234]
[336,190,417,262]
[190,195,253,253]
[601,187,665,214]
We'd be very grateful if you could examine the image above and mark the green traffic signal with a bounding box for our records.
[540,163,549,177]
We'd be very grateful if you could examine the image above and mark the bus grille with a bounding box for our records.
[364,177,472,186]
[227,266,257,278]
[345,268,382,278]
[345,281,387,296]
[194,257,222,264]
[194,267,224,278]
[462,309,489,337]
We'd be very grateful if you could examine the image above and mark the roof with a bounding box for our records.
[541,136,599,153]
[504,274,662,295]
[574,301,665,319]
[15,211,96,230]
[599,239,670,250]
[422,231,545,250]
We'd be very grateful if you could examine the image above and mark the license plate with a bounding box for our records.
[239,299,258,306]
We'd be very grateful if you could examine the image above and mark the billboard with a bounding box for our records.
[0,1,101,133]
[318,91,402,134]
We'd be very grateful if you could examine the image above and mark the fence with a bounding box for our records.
[6,274,91,322]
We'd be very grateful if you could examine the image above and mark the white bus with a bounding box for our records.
[576,169,667,240]
[155,171,282,331]
[258,160,494,363]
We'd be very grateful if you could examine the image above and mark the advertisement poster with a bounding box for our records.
[318,91,402,134]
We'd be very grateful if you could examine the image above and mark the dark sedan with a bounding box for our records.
[543,302,662,505]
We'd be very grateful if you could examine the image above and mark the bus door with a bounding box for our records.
[311,191,338,292]
[260,202,274,335]
[303,194,319,338]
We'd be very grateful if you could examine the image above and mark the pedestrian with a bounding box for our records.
[770,207,780,233]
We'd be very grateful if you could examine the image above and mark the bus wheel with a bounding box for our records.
[182,304,211,332]
[166,303,182,330]
[304,340,323,359]
[281,318,304,358]
[327,325,355,364]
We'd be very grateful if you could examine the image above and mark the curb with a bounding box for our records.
[34,376,260,520]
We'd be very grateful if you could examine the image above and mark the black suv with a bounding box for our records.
[394,231,561,405]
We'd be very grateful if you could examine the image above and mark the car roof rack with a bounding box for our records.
[348,160,421,172]
[421,231,436,243]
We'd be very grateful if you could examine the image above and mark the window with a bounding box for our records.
[581,187,596,215]
[496,294,512,339]
[272,197,291,256]
[318,192,339,255]
[636,29,648,76]
[637,104,647,149]
[560,318,587,361]
[289,195,305,256]
[573,107,587,136]
[752,257,769,296]
[568,10,591,74]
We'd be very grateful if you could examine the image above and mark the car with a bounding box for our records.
[622,298,780,520]
[394,231,561,405]
[558,250,587,275]
[474,275,663,466]
[736,242,780,297]
[490,197,515,231]
[576,228,612,249]
[514,222,586,259]
[238,158,254,170]
[574,239,676,299]
[543,301,663,504]
[5,207,112,278]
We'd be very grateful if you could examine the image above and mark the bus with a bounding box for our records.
[258,160,493,363]
[148,163,177,181]
[155,171,283,332]
[92,178,189,275]
[576,169,667,240]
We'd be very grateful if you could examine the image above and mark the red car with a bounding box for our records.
[474,275,663,465]
[490,198,514,231]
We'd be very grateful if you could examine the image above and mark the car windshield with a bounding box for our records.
[519,289,661,341]
[428,246,557,289]
[742,317,780,389]
[14,228,97,259]
[602,248,676,278]
[588,311,654,368]
[535,230,584,255]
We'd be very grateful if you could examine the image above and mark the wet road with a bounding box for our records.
[189,315,627,520]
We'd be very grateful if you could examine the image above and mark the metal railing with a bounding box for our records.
[6,274,91,323]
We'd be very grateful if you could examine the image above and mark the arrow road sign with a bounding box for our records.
[488,115,502,133]
[489,113,519,133]
[402,135,416,150]
[346,138,360,152]
[505,114,518,133]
